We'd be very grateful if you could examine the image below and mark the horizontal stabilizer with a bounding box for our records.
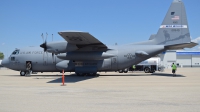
[164,42,198,50]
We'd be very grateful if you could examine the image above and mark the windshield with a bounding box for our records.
[12,50,20,55]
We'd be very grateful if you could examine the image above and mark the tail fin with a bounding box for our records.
[154,0,191,45]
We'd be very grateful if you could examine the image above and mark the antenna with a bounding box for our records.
[52,34,53,41]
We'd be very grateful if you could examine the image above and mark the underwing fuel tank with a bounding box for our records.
[56,60,70,70]
[57,52,115,61]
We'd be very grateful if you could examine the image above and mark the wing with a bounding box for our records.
[58,31,107,51]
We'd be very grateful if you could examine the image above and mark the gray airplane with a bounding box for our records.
[1,0,198,76]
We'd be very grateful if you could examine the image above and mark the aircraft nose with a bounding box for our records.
[1,58,9,68]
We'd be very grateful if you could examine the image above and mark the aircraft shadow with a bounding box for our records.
[3,72,185,83]
[47,74,98,83]
[99,74,147,76]
[47,73,185,83]
[151,73,185,77]
[47,74,147,83]
[99,73,185,77]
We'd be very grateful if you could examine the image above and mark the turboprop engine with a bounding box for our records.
[40,41,78,54]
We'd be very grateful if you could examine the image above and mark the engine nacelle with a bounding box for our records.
[40,41,78,54]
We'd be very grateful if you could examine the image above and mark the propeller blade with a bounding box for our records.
[46,32,48,42]
[52,53,54,63]
[40,33,47,51]
[41,33,44,42]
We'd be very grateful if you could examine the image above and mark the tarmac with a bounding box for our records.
[0,68,200,112]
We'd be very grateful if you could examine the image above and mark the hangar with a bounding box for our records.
[160,51,200,68]
[0,60,2,67]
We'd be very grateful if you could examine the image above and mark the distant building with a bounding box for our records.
[159,51,200,68]
[0,60,2,67]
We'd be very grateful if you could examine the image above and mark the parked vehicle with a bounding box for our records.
[129,57,162,73]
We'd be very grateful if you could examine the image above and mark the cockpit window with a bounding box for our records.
[12,50,20,55]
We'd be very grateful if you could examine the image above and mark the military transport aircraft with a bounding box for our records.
[2,0,198,76]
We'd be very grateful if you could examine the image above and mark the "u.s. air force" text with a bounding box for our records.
[20,51,43,54]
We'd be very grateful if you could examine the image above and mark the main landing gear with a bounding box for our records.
[20,61,32,76]
[119,68,129,73]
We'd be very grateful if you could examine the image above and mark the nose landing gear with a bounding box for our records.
[20,71,26,76]
[25,61,32,76]
[20,61,32,76]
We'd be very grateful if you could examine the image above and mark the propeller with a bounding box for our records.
[40,33,56,63]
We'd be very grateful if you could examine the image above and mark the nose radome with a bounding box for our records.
[1,58,9,68]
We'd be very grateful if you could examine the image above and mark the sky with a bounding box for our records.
[1,0,200,58]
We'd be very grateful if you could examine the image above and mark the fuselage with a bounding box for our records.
[2,44,165,73]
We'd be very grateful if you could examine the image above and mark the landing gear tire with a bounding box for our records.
[144,67,150,73]
[20,71,26,76]
[119,70,124,73]
[123,68,128,73]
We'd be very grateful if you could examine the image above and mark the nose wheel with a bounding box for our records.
[20,71,26,76]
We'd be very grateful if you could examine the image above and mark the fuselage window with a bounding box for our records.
[11,57,15,61]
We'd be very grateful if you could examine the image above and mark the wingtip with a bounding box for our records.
[58,30,84,33]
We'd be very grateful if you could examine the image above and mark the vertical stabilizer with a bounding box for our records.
[154,0,191,45]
